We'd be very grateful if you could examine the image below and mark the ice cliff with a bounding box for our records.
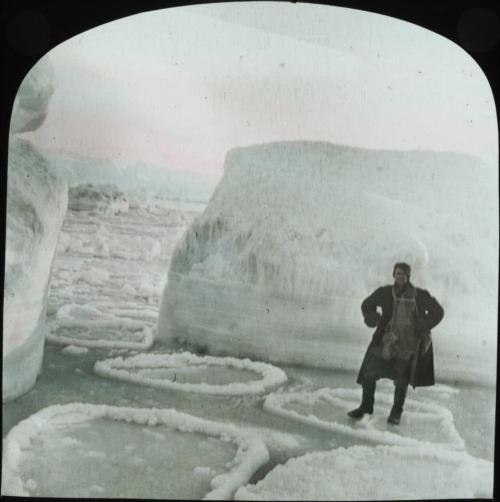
[158,141,497,384]
[3,57,68,401]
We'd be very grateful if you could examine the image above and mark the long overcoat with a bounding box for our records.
[356,283,444,388]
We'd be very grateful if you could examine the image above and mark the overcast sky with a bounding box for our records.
[21,2,497,175]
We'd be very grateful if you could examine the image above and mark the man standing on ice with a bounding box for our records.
[348,262,444,425]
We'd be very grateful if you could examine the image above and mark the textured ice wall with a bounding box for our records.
[3,57,67,402]
[9,57,55,135]
[158,141,497,383]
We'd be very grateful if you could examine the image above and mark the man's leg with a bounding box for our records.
[348,379,376,419]
[387,358,411,425]
[387,381,408,424]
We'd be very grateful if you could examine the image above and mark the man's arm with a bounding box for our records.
[361,287,383,327]
[418,290,444,331]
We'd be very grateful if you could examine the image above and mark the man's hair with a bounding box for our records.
[393,262,411,278]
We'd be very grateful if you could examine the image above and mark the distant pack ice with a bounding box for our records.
[3,56,68,402]
[157,141,497,384]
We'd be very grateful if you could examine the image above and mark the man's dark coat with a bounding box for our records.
[357,283,444,388]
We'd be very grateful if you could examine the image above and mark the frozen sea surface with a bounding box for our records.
[2,194,495,499]
[3,402,270,499]
[17,418,236,498]
[46,199,201,349]
[2,346,494,498]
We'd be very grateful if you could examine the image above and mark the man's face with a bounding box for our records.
[394,268,408,286]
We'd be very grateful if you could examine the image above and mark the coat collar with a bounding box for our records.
[392,281,416,299]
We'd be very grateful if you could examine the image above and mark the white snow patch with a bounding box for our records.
[47,323,154,350]
[56,303,117,321]
[137,279,164,298]
[231,423,303,453]
[194,466,217,477]
[94,352,288,396]
[1,403,269,500]
[235,444,493,500]
[120,283,138,296]
[264,387,464,449]
[61,345,89,356]
[74,267,110,286]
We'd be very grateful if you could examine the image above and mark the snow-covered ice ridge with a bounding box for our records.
[1,403,269,499]
[263,387,464,449]
[94,352,288,395]
[235,444,493,500]
[4,54,68,402]
[158,141,497,384]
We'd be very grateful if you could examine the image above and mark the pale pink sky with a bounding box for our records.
[22,3,498,174]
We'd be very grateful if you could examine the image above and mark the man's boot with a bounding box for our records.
[387,383,408,425]
[348,380,375,419]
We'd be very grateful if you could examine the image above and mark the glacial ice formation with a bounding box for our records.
[3,56,67,401]
[158,141,497,384]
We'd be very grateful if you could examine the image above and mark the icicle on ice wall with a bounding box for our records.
[3,57,68,401]
[157,141,497,384]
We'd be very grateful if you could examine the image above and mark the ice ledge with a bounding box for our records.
[3,138,68,402]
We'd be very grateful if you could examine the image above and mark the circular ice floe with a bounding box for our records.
[94,352,288,396]
[46,320,154,350]
[264,387,464,449]
[2,403,269,500]
[235,444,493,500]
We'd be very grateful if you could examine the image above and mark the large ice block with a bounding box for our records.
[3,138,68,401]
[3,55,67,401]
[157,141,497,383]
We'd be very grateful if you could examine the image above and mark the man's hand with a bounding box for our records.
[364,312,381,328]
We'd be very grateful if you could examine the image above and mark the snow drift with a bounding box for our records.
[158,141,497,384]
[235,444,493,500]
[3,56,67,402]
